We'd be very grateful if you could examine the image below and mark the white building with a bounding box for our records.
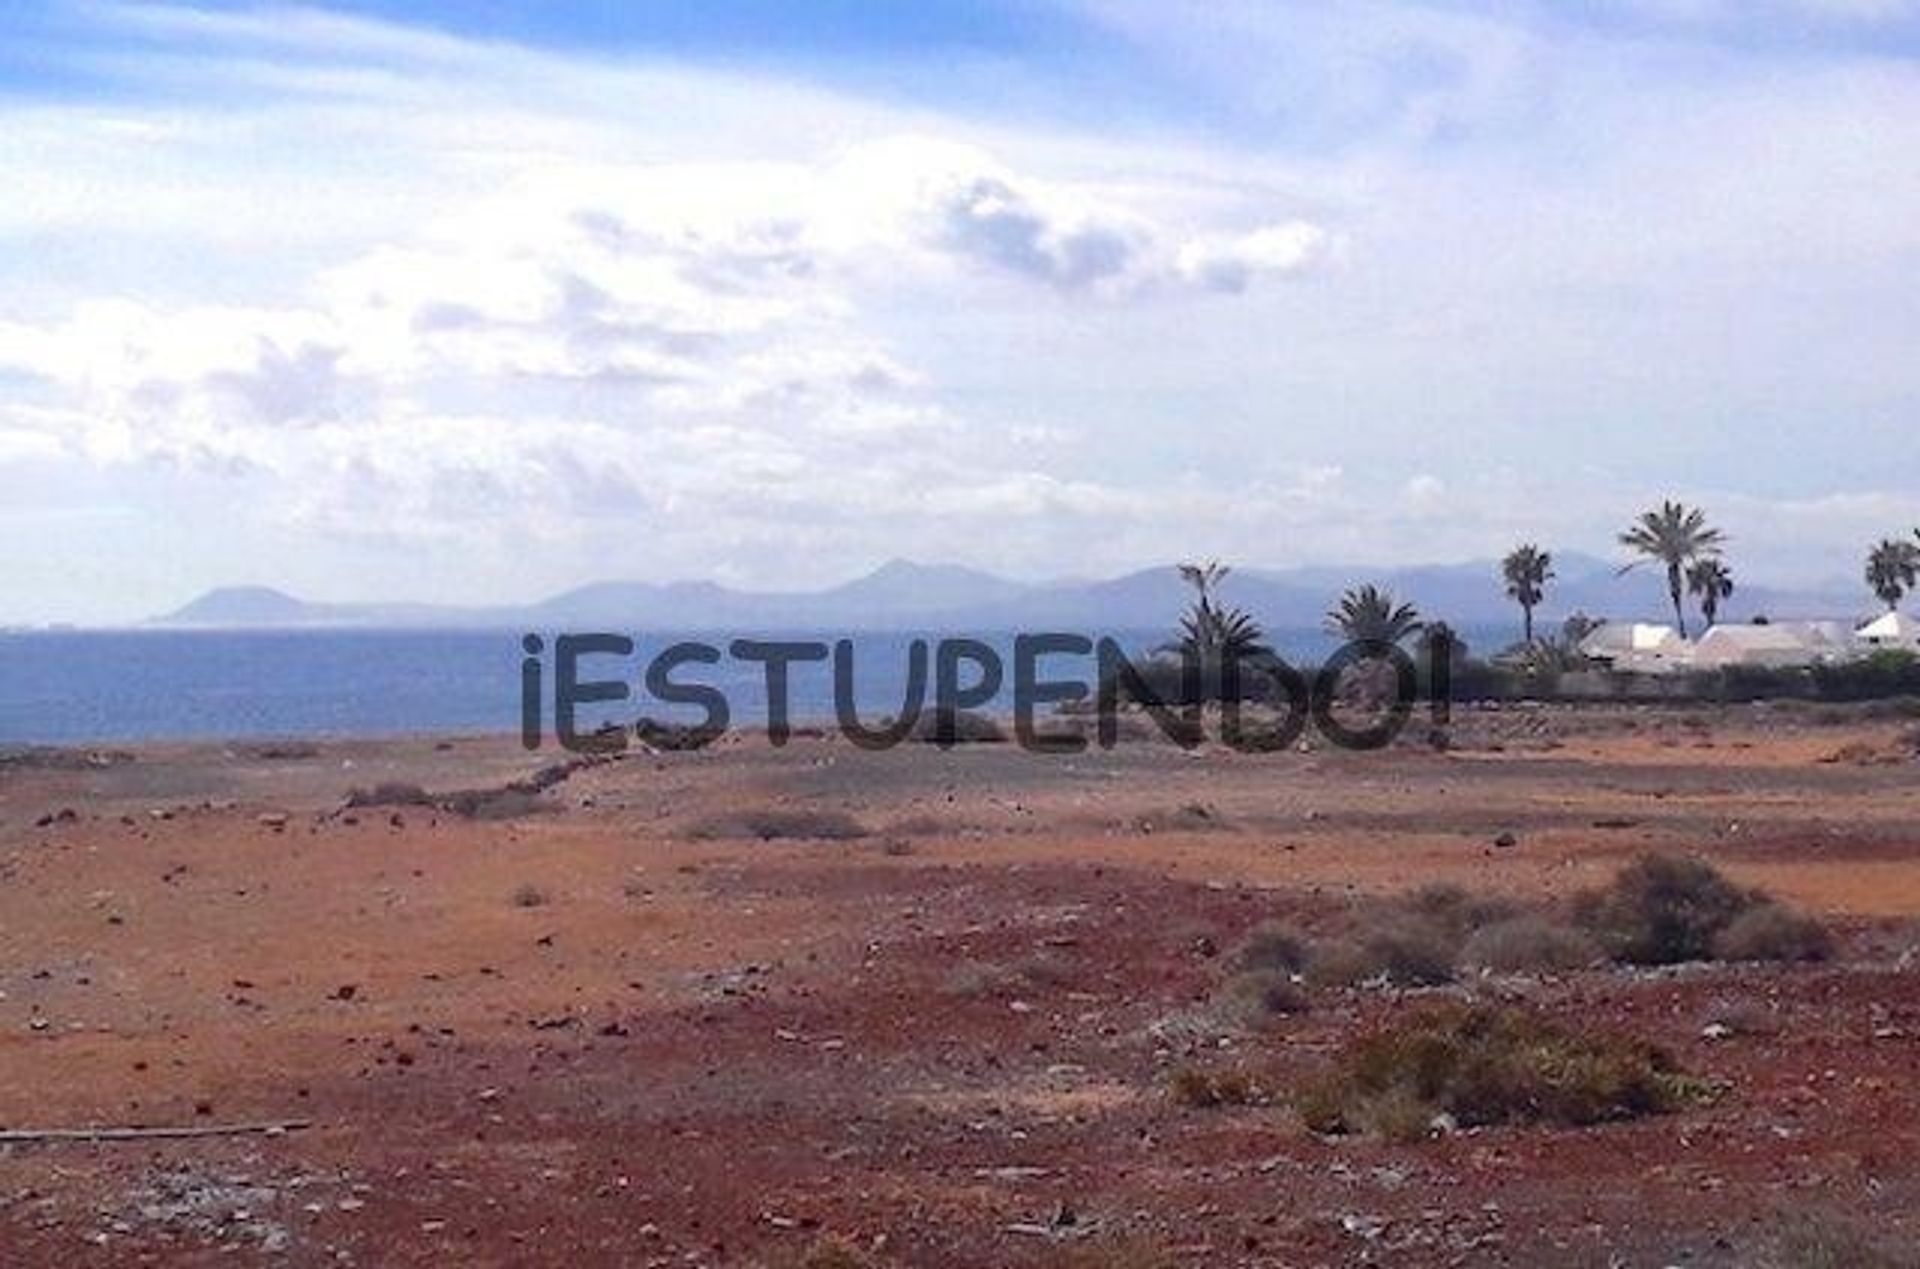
[1578,622,1694,673]
[1858,609,1920,651]
[1691,623,1829,670]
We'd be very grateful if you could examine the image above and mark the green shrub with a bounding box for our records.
[1297,1004,1702,1135]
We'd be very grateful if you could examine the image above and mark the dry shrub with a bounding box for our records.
[1297,1003,1703,1135]
[1310,915,1459,987]
[1573,853,1766,965]
[1408,883,1522,937]
[1130,802,1228,833]
[1215,969,1309,1026]
[1699,995,1779,1037]
[633,716,721,750]
[509,882,549,909]
[943,953,1073,998]
[1714,903,1834,963]
[1168,1064,1263,1109]
[1235,921,1309,974]
[443,787,548,820]
[344,780,433,808]
[906,707,1005,744]
[1459,915,1602,974]
[686,807,869,841]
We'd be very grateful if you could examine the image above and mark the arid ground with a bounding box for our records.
[4,702,1920,1266]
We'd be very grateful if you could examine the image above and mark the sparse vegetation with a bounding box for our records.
[685,807,870,840]
[510,882,549,908]
[1298,1004,1703,1136]
[906,707,1006,745]
[787,1235,881,1269]
[1769,1211,1920,1269]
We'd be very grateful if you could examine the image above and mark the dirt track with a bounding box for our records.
[3,704,1919,1266]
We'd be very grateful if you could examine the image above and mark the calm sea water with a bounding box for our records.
[0,624,1512,744]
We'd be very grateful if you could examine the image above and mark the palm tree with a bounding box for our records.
[1165,560,1268,678]
[1325,584,1423,645]
[1685,558,1734,628]
[1500,544,1553,644]
[1617,501,1725,638]
[1866,539,1920,611]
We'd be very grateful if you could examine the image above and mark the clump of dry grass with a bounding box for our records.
[1215,969,1309,1026]
[344,780,433,808]
[1168,1064,1264,1109]
[1459,915,1602,974]
[1307,915,1459,988]
[685,807,869,841]
[1297,1003,1706,1137]
[942,953,1074,998]
[1713,903,1835,963]
[1130,802,1229,834]
[1234,921,1309,974]
[509,882,549,909]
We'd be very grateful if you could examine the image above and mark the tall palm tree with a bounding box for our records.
[1866,539,1920,611]
[1500,544,1553,644]
[1325,584,1423,645]
[1685,558,1734,628]
[1617,501,1725,638]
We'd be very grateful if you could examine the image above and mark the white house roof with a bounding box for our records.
[1694,624,1816,652]
[1859,609,1920,640]
[1579,622,1685,655]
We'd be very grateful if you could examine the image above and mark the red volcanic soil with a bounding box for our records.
[3,705,1920,1266]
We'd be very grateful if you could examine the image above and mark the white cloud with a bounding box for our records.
[4,1,1920,622]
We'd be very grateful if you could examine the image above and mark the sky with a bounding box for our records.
[3,0,1920,623]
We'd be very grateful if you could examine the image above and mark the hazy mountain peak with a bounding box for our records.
[162,586,309,625]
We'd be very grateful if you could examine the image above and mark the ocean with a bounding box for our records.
[0,624,1516,744]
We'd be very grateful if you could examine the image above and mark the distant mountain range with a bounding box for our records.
[154,555,1877,638]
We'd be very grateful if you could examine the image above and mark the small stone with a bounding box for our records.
[1493,831,1518,849]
